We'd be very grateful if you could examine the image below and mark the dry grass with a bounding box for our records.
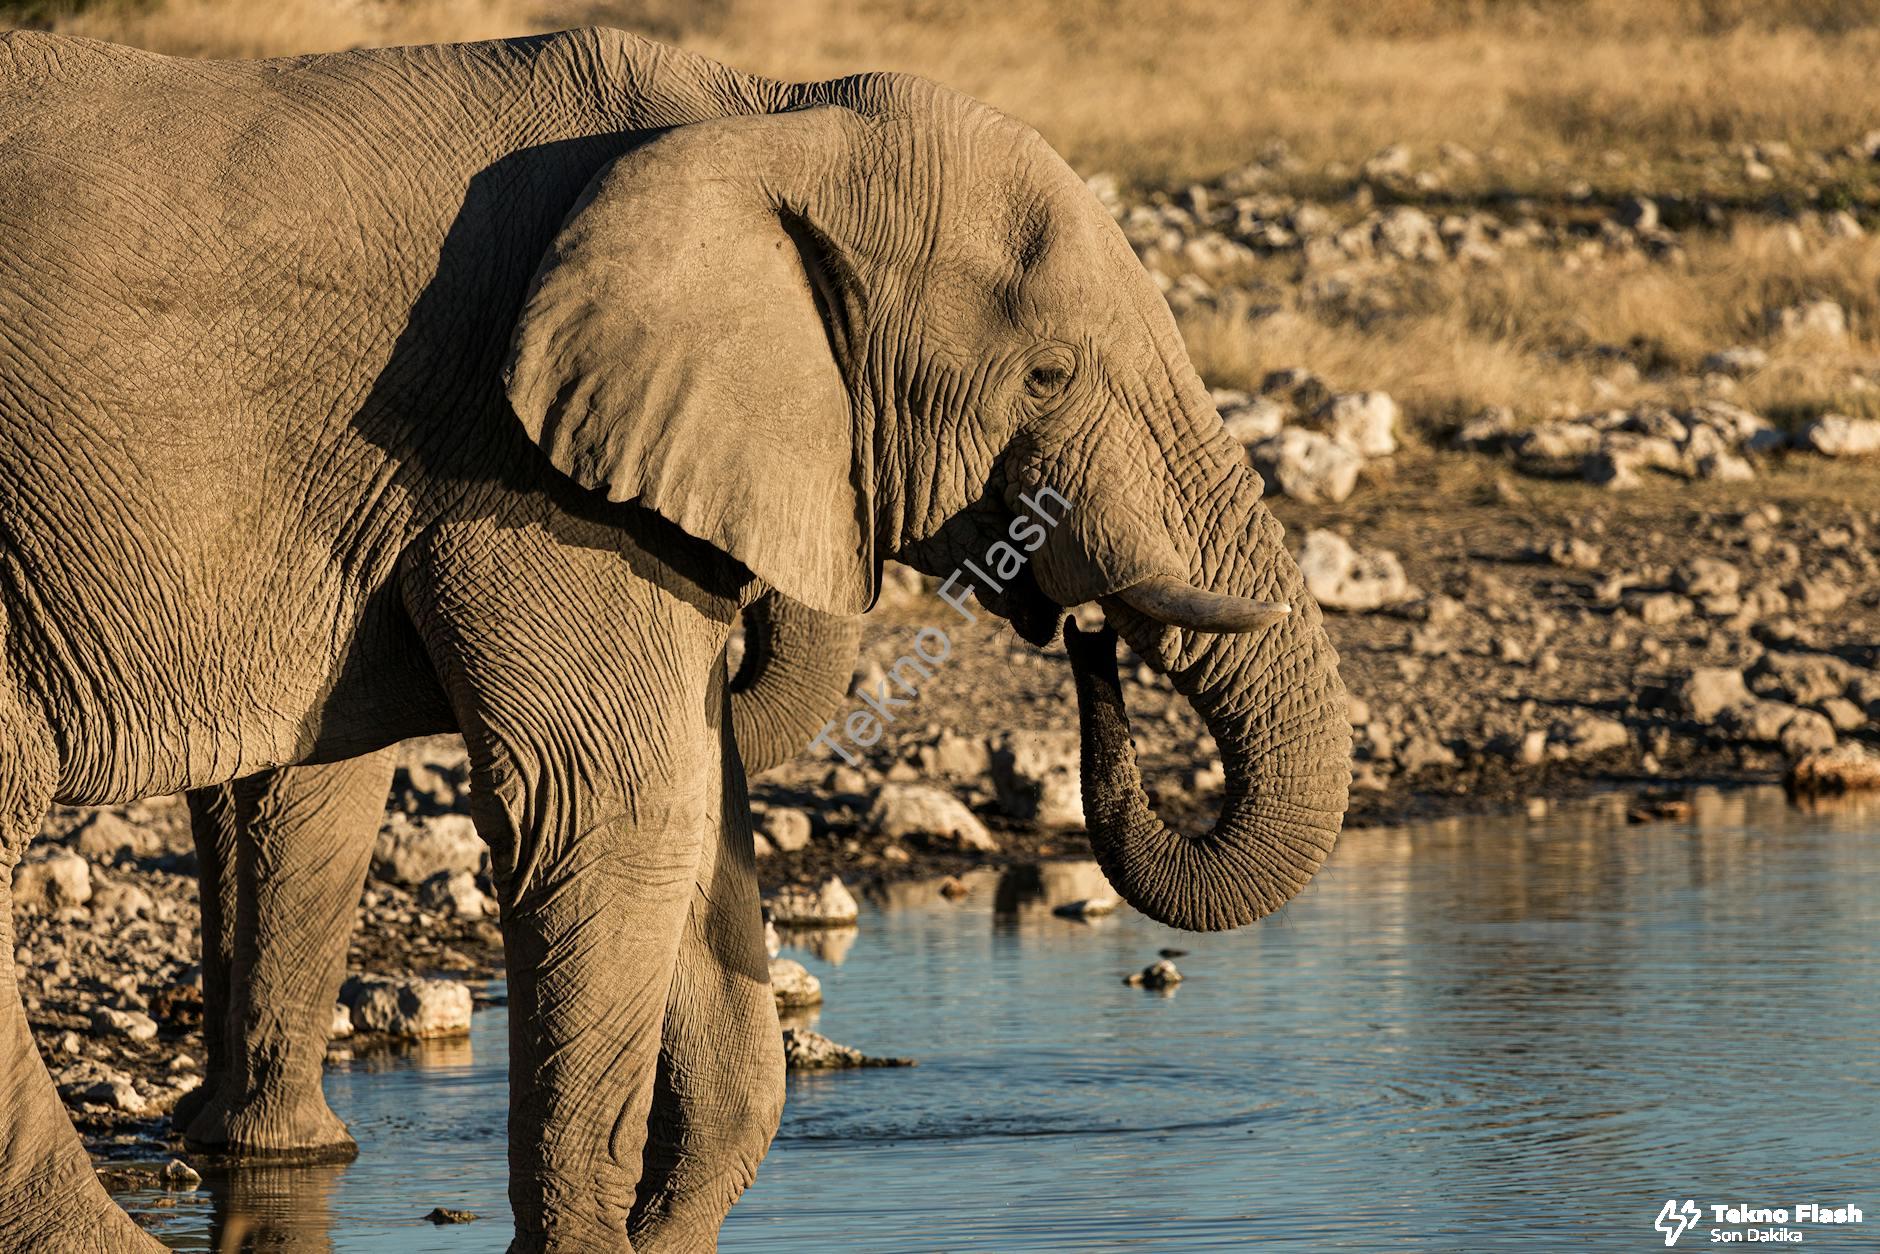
[1179,220,1880,431]
[22,0,1880,184]
[14,0,1880,433]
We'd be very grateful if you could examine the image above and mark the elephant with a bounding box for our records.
[0,25,1350,1253]
[171,591,860,1166]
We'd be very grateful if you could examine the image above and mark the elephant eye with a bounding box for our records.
[1025,363,1071,399]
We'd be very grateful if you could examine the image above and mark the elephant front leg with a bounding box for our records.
[494,777,707,1253]
[185,754,392,1161]
[402,507,742,1251]
[631,710,784,1251]
[0,687,162,1251]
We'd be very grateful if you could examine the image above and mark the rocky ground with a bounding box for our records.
[18,165,1880,1177]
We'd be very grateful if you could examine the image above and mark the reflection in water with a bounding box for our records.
[777,1005,821,1032]
[991,860,1112,917]
[337,1030,475,1074]
[118,1007,510,1252]
[114,786,1880,1251]
[203,1160,348,1253]
[788,925,858,965]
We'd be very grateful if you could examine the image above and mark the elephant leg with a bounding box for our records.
[630,689,783,1251]
[186,752,393,1160]
[404,534,723,1253]
[0,678,161,1250]
[487,739,706,1253]
[170,785,241,1135]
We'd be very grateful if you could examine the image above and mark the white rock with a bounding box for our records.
[1615,195,1659,232]
[1780,709,1837,757]
[1547,713,1629,761]
[1801,414,1880,457]
[1586,432,1683,488]
[1719,699,1806,745]
[780,1027,913,1071]
[78,1076,146,1114]
[66,811,160,862]
[758,807,813,853]
[766,876,861,927]
[1695,452,1755,482]
[1250,428,1362,504]
[916,729,992,778]
[1125,959,1184,989]
[1675,558,1741,599]
[161,1159,201,1189]
[1699,347,1768,377]
[1373,206,1443,261]
[373,813,486,887]
[768,957,823,1009]
[1681,668,1753,722]
[986,731,1084,829]
[329,1002,354,1040]
[1216,393,1288,444]
[339,975,472,1039]
[88,876,154,922]
[416,869,489,920]
[1296,529,1413,612]
[1769,299,1849,343]
[1684,399,1778,449]
[1309,391,1399,457]
[866,784,998,852]
[1453,406,1518,450]
[90,1008,158,1042]
[12,850,92,910]
[1362,143,1412,178]
[1511,420,1603,471]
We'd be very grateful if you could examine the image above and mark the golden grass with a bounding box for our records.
[17,0,1880,433]
[25,0,1880,184]
[1179,220,1880,431]
[46,0,526,58]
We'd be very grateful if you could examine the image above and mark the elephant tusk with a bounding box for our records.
[1113,575,1290,633]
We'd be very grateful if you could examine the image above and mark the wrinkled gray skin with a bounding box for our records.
[170,591,860,1176]
[0,27,1349,1252]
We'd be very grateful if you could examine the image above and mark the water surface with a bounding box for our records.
[118,786,1880,1249]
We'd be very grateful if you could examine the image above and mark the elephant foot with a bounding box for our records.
[184,1087,359,1164]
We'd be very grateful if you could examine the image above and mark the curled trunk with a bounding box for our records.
[729,593,862,775]
[1066,593,1349,932]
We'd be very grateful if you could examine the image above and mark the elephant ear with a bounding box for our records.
[503,110,875,616]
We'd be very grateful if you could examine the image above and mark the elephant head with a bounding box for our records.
[503,75,1350,932]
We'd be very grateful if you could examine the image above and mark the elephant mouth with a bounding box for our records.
[974,558,1064,647]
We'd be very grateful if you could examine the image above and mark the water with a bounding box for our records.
[117,786,1880,1250]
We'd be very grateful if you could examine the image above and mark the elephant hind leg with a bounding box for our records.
[184,752,393,1162]
[0,678,161,1251]
[169,784,240,1137]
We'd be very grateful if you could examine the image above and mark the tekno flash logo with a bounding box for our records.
[1656,1199,1703,1246]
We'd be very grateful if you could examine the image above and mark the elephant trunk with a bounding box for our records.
[729,594,863,775]
[1067,540,1350,932]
